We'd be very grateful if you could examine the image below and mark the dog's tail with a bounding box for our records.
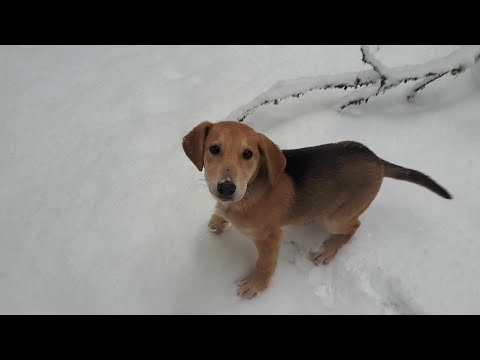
[381,159,452,199]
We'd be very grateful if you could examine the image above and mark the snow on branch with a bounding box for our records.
[227,46,480,122]
[339,46,480,109]
[227,69,379,122]
[406,74,443,101]
[361,45,389,79]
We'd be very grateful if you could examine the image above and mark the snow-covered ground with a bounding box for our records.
[1,45,479,314]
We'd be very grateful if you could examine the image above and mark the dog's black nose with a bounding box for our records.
[217,180,236,197]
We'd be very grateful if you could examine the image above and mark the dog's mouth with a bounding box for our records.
[214,193,244,203]
[216,195,236,203]
[210,187,247,203]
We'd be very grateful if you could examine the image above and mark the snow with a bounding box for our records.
[228,45,480,121]
[226,68,380,121]
[362,45,480,80]
[1,45,479,314]
[386,45,480,80]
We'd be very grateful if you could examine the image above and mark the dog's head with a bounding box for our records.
[182,121,286,203]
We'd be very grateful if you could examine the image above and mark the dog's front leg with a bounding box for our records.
[208,213,230,234]
[237,229,282,299]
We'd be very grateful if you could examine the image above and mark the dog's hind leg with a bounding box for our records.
[310,179,381,265]
[310,216,360,265]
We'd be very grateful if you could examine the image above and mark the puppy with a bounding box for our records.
[182,121,452,299]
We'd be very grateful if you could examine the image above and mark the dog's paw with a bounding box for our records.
[208,224,224,234]
[208,215,229,235]
[309,246,338,266]
[235,277,248,286]
[208,222,228,234]
[236,275,268,299]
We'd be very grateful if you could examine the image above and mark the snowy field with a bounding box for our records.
[1,45,479,314]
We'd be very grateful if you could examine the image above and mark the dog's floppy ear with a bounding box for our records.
[182,121,212,171]
[258,133,286,185]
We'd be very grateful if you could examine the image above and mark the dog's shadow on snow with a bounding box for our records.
[171,220,329,314]
[171,223,256,313]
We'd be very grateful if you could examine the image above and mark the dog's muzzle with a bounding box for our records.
[217,178,236,200]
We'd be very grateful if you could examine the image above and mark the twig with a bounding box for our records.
[407,74,444,101]
[227,46,480,122]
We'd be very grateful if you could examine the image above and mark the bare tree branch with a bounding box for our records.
[361,45,389,80]
[407,74,444,101]
[336,82,383,110]
[337,46,479,110]
[227,69,380,122]
[228,46,480,122]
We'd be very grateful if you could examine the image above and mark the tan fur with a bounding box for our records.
[182,121,405,298]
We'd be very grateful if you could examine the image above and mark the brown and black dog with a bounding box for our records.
[182,121,452,299]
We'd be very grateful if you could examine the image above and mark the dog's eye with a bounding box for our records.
[210,145,220,154]
[243,150,253,159]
